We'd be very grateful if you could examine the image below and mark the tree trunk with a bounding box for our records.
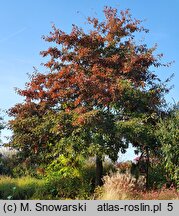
[145,146,150,190]
[95,155,103,187]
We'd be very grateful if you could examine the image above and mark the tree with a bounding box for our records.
[8,7,169,186]
[156,105,179,186]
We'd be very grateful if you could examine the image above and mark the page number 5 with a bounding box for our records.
[167,203,173,211]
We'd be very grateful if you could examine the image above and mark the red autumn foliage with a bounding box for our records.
[9,7,163,122]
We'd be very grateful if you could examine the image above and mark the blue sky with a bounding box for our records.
[0,0,178,159]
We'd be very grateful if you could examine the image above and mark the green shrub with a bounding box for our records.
[156,109,179,186]
[45,156,116,199]
[45,155,93,199]
[148,163,168,189]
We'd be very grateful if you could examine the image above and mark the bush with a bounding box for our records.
[148,162,168,189]
[45,156,116,199]
[45,175,90,199]
[156,109,179,186]
[45,155,93,199]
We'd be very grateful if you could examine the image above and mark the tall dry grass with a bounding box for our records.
[95,172,145,200]
[95,172,179,200]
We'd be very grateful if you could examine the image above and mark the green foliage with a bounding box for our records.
[156,108,179,186]
[12,165,36,178]
[148,163,168,189]
[8,109,57,168]
[46,154,83,179]
[45,154,92,199]
[116,114,160,173]
[44,156,116,199]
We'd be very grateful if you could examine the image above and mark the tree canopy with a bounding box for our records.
[8,7,170,186]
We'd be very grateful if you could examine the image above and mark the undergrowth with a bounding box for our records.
[0,172,178,200]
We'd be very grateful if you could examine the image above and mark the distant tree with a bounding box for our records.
[8,7,170,186]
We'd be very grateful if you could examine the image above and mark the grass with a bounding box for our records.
[0,173,178,200]
[0,175,46,199]
[94,172,145,200]
[94,172,179,200]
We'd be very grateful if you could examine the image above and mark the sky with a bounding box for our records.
[0,0,178,160]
